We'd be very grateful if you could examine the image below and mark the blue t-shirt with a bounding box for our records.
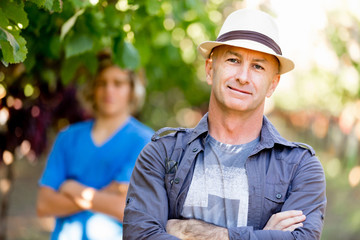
[39,117,153,240]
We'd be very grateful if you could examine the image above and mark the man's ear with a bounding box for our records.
[266,74,280,98]
[205,58,214,85]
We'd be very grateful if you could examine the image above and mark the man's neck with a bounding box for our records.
[207,106,263,145]
[91,112,130,145]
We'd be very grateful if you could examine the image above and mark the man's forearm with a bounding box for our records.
[60,180,127,221]
[166,219,229,240]
[90,189,126,221]
[166,210,305,240]
[37,186,82,217]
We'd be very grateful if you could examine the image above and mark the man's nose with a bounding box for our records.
[236,65,249,85]
[105,83,116,91]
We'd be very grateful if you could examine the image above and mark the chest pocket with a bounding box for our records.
[264,182,289,214]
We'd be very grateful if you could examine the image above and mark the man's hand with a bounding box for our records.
[263,210,306,231]
[166,219,229,240]
[59,180,128,221]
[59,180,95,210]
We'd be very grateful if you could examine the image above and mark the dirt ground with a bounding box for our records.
[6,159,52,240]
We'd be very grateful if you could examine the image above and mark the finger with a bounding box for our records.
[275,210,304,219]
[74,197,91,209]
[264,211,306,230]
[278,214,306,230]
[267,210,303,224]
[283,222,303,232]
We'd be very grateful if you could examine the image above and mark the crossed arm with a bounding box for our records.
[36,180,128,221]
[124,139,326,239]
[166,210,306,240]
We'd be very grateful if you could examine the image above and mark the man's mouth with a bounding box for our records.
[228,86,251,95]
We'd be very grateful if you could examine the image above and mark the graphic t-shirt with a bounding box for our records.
[181,134,259,228]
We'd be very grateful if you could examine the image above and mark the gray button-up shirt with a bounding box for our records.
[124,114,326,239]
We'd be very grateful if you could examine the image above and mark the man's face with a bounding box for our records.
[205,45,280,115]
[94,66,132,117]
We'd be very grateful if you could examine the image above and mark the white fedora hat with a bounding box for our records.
[198,9,295,74]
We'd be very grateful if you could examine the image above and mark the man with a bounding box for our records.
[124,8,326,239]
[36,61,153,240]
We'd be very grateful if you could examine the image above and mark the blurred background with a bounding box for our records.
[0,0,359,239]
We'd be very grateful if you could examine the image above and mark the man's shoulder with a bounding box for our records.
[292,142,316,156]
[151,127,189,142]
[262,116,316,156]
[273,141,317,163]
[57,120,92,138]
[138,127,193,162]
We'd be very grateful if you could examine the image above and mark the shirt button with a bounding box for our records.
[174,178,180,184]
[276,193,282,199]
[192,148,198,152]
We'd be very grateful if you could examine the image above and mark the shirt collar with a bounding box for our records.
[256,116,296,151]
[188,113,210,144]
[189,113,296,150]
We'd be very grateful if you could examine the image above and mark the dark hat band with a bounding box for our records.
[216,30,282,55]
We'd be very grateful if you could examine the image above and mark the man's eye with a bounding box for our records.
[114,81,123,87]
[115,81,129,87]
[227,58,239,63]
[254,64,264,70]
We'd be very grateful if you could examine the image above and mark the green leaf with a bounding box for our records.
[44,0,63,12]
[60,9,85,41]
[114,40,140,70]
[60,52,97,85]
[122,42,140,69]
[61,56,82,85]
[65,33,93,58]
[0,9,10,27]
[27,0,62,12]
[0,27,19,52]
[145,0,161,16]
[0,29,7,42]
[0,27,27,64]
[0,34,27,64]
[135,35,151,65]
[27,0,47,8]
[12,33,27,63]
[83,10,106,36]
[103,5,122,30]
[0,51,8,67]
[0,1,29,29]
[82,53,97,75]
[23,49,36,72]
[49,36,61,59]
[69,0,91,9]
[52,0,63,12]
[44,0,53,11]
